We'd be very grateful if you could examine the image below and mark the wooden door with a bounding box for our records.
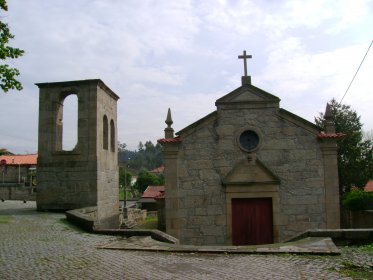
[232,197,273,245]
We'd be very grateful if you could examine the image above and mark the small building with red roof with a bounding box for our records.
[0,154,37,185]
[138,185,165,211]
[364,180,373,192]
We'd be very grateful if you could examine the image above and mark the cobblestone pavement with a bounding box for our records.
[0,201,371,280]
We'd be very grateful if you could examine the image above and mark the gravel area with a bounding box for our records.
[0,201,372,280]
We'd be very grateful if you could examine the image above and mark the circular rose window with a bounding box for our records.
[238,130,259,152]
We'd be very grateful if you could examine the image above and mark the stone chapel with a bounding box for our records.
[159,52,342,246]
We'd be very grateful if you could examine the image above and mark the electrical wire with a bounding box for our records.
[340,39,373,104]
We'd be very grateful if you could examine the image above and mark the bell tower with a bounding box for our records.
[36,79,119,228]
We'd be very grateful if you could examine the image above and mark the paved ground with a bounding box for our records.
[0,201,372,280]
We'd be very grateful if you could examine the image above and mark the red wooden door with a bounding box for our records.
[232,197,273,245]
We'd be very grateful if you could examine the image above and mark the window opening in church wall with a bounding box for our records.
[61,94,78,151]
[110,119,115,152]
[103,115,108,150]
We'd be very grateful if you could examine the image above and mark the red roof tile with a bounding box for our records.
[141,186,165,198]
[318,132,345,139]
[0,154,38,165]
[154,191,165,199]
[365,180,373,192]
[150,165,164,173]
[157,137,182,143]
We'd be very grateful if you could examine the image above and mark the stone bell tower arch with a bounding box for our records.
[36,79,119,228]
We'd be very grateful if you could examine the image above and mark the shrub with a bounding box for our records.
[342,189,373,211]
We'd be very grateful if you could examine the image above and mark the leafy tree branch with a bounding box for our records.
[315,99,373,194]
[0,0,24,92]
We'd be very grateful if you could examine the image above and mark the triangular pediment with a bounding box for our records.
[222,157,280,185]
[215,84,280,106]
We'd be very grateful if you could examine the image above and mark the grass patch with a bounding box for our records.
[0,215,12,224]
[337,261,373,279]
[359,243,373,251]
[135,215,158,229]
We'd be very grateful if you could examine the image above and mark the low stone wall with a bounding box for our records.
[126,208,147,223]
[147,211,158,217]
[0,184,36,201]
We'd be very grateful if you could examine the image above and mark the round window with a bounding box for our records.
[238,130,259,152]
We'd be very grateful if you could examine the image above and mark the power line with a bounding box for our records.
[340,39,373,104]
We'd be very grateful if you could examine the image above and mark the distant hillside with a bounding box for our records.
[118,141,163,174]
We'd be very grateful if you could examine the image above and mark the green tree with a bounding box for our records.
[315,99,373,193]
[0,148,12,155]
[342,189,373,211]
[133,168,164,193]
[119,166,132,199]
[0,0,24,92]
[119,166,132,188]
[121,140,163,173]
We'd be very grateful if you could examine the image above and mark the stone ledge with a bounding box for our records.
[98,236,340,255]
[287,229,373,245]
[65,207,179,245]
[94,229,179,244]
[65,207,96,232]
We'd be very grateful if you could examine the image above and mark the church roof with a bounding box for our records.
[215,83,280,107]
[176,111,217,136]
[278,108,320,132]
[177,83,320,136]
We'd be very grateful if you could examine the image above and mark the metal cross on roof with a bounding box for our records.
[238,50,252,77]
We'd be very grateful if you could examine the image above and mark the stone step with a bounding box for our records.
[120,219,137,229]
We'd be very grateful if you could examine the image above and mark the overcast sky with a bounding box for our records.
[1,0,372,154]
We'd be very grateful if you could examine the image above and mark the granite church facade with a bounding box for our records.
[159,53,342,245]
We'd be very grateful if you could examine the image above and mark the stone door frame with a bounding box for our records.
[225,184,280,245]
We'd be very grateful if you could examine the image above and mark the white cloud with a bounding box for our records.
[1,0,373,153]
[256,40,373,129]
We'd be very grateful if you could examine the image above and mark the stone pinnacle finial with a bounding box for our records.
[324,103,335,133]
[164,108,174,138]
[165,108,173,128]
[324,103,333,120]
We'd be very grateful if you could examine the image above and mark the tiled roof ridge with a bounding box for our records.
[141,185,165,198]
[157,136,182,143]
[317,132,345,139]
